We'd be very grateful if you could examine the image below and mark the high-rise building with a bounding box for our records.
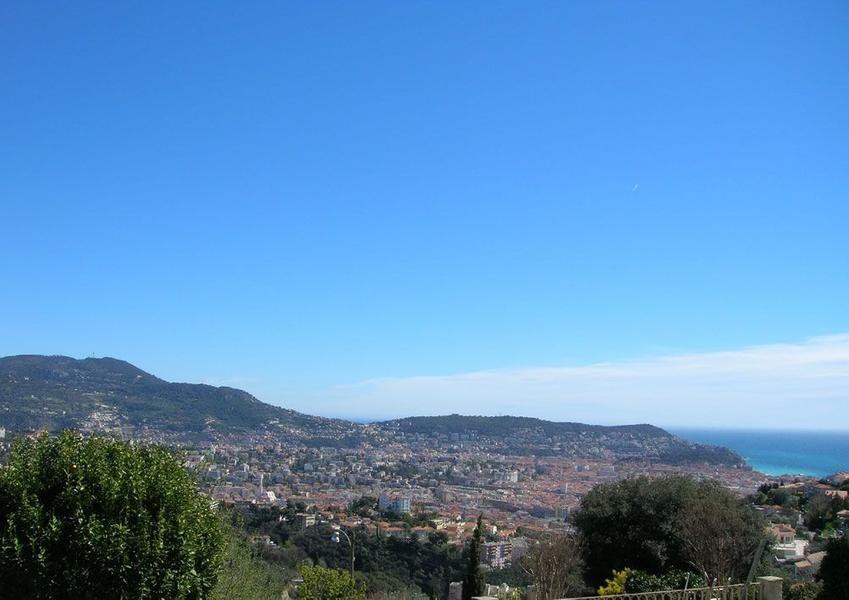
[481,540,513,569]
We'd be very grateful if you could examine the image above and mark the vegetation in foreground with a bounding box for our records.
[573,474,767,587]
[0,432,223,599]
[0,433,845,600]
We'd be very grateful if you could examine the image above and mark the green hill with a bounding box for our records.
[383,414,668,437]
[381,414,744,465]
[0,355,330,433]
[0,355,743,465]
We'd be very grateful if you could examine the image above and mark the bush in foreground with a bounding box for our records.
[0,432,224,599]
[298,564,366,600]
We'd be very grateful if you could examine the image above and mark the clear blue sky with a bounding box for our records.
[2,2,848,425]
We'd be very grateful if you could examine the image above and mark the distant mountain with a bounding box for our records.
[380,414,744,465]
[0,355,337,434]
[0,355,743,466]
[383,414,669,437]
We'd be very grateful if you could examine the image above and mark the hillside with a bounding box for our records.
[381,414,744,465]
[0,355,743,465]
[0,355,337,434]
[383,414,669,437]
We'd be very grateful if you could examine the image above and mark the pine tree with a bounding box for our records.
[463,515,485,600]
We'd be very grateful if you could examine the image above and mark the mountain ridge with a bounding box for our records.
[0,355,744,465]
[0,354,338,433]
[379,413,743,465]
[380,414,670,436]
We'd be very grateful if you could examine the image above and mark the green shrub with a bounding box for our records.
[298,564,366,600]
[0,432,224,599]
[626,569,706,592]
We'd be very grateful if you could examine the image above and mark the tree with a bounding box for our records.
[805,494,836,531]
[573,475,766,587]
[462,515,485,600]
[298,564,366,600]
[817,537,849,600]
[521,533,585,600]
[573,475,697,586]
[0,432,223,599]
[675,481,765,583]
[350,495,377,517]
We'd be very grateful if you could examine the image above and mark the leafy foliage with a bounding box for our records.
[573,475,766,587]
[804,494,849,531]
[0,431,224,599]
[350,495,378,516]
[785,582,822,600]
[599,568,705,595]
[817,537,849,600]
[598,569,632,596]
[237,505,464,598]
[625,569,706,592]
[675,480,766,583]
[298,564,366,600]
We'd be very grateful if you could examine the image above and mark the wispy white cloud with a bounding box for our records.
[319,334,849,429]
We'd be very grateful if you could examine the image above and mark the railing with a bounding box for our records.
[557,582,763,600]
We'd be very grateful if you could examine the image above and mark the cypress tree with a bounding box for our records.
[463,515,485,600]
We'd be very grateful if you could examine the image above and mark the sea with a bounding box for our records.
[672,428,849,478]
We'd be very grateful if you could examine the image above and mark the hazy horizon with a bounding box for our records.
[9,331,849,431]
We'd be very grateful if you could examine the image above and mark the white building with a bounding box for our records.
[378,494,411,514]
[770,524,809,561]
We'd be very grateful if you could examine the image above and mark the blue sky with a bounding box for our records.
[2,2,848,427]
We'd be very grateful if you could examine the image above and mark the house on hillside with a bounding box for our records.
[771,523,795,545]
[825,489,848,501]
[769,524,808,562]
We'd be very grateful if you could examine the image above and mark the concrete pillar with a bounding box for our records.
[758,576,783,600]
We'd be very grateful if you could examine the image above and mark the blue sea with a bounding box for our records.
[672,428,849,478]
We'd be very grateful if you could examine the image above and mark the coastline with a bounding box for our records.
[673,427,849,479]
